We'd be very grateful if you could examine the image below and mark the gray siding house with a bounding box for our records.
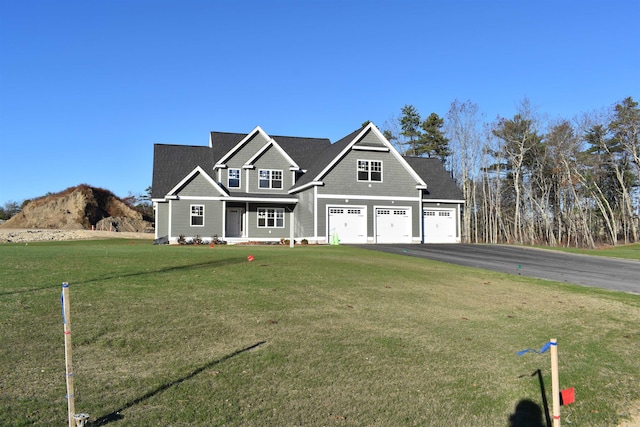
[152,123,464,244]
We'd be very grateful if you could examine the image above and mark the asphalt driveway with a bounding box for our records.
[357,244,640,294]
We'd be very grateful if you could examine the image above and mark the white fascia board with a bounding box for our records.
[217,125,268,165]
[288,180,323,194]
[317,193,421,202]
[242,165,255,169]
[173,195,227,201]
[422,198,466,204]
[215,163,227,169]
[223,196,298,203]
[272,137,300,169]
[244,137,300,170]
[166,166,229,197]
[311,123,427,189]
[244,139,273,167]
[368,124,428,188]
[351,146,390,152]
[416,184,427,189]
[313,126,371,181]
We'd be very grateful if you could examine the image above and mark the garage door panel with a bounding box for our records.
[376,208,412,243]
[328,207,367,244]
[423,209,456,243]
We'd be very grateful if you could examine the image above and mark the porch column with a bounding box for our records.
[222,200,227,240]
[290,210,294,248]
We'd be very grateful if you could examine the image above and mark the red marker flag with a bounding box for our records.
[247,255,254,262]
[560,387,575,405]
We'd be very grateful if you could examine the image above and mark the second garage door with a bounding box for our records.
[328,207,367,244]
[375,207,412,243]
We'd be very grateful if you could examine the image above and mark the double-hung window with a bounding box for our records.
[357,160,383,182]
[228,168,240,188]
[190,204,204,226]
[257,208,284,228]
[258,169,283,189]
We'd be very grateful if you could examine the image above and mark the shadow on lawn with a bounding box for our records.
[0,258,246,296]
[508,399,545,427]
[509,369,552,427]
[92,340,267,426]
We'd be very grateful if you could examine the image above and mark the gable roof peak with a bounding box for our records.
[289,122,426,193]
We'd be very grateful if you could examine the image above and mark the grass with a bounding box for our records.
[536,242,640,260]
[1,240,639,426]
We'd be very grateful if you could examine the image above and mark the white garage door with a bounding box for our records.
[376,208,412,243]
[328,207,367,244]
[423,208,457,243]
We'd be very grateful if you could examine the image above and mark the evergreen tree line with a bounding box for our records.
[384,97,640,247]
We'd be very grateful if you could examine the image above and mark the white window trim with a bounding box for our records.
[190,204,205,227]
[258,169,283,189]
[228,168,241,189]
[357,159,383,182]
[257,207,285,228]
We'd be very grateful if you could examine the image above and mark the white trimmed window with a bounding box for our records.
[228,168,240,188]
[257,208,285,228]
[258,169,283,189]
[190,204,204,226]
[357,160,382,182]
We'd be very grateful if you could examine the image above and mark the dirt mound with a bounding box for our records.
[0,229,154,243]
[0,184,153,232]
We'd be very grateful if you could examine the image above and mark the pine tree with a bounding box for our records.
[399,104,422,156]
[420,112,451,161]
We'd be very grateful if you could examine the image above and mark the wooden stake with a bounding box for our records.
[550,338,560,427]
[62,282,75,427]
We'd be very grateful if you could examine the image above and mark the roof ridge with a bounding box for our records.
[154,143,209,148]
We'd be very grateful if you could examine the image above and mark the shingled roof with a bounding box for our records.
[209,132,245,159]
[270,135,332,168]
[152,144,215,198]
[289,126,365,191]
[209,131,331,169]
[153,128,463,202]
[403,157,464,200]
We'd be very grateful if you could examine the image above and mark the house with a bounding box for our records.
[151,123,464,244]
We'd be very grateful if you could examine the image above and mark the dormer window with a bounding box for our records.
[258,169,283,189]
[357,160,382,182]
[228,168,240,188]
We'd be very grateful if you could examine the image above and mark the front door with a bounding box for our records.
[226,208,245,237]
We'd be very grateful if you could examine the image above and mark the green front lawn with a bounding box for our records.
[1,240,638,426]
[537,242,640,260]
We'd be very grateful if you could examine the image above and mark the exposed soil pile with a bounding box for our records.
[0,229,153,243]
[0,184,153,233]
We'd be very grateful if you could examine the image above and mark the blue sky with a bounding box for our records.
[1,0,638,205]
